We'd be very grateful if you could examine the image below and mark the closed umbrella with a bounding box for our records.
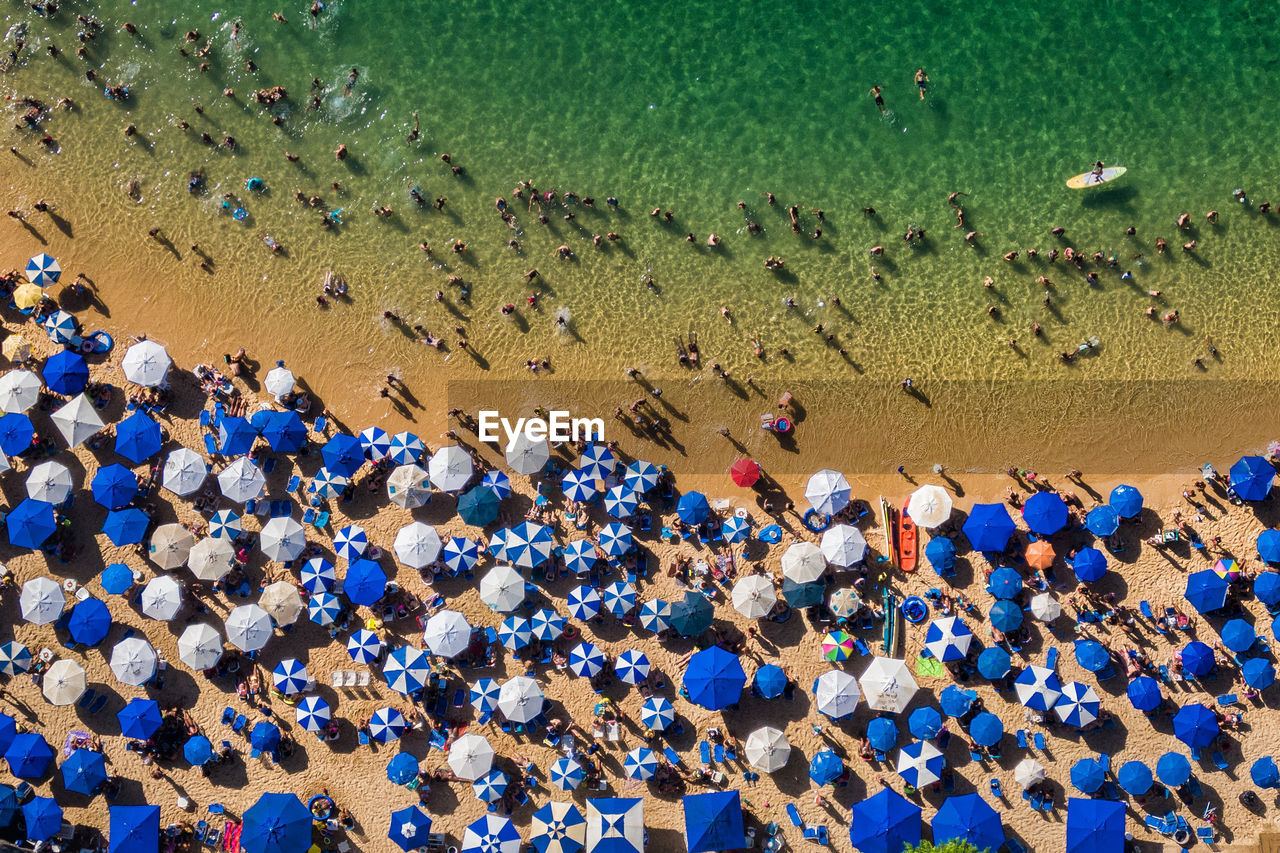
[260,517,306,562]
[27,460,74,504]
[141,575,182,620]
[907,485,952,528]
[448,733,495,780]
[259,581,303,625]
[41,659,86,705]
[424,610,472,658]
[178,623,223,670]
[805,469,850,515]
[20,577,65,624]
[110,637,158,686]
[813,670,861,719]
[428,445,472,491]
[821,524,867,566]
[218,457,266,502]
[51,393,104,447]
[386,464,430,509]
[188,536,235,581]
[481,565,526,612]
[781,541,826,584]
[226,604,273,652]
[860,657,918,713]
[162,447,207,496]
[121,341,171,387]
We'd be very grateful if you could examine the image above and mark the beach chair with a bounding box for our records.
[1033,733,1046,751]
[714,744,726,763]
[1002,839,1027,853]
[663,746,683,767]
[1157,664,1172,683]
[1097,753,1110,772]
[314,511,329,528]
[232,715,247,733]
[302,508,316,524]
[1144,815,1173,834]
[1045,647,1059,670]
[1191,747,1202,761]
[802,825,829,845]
[312,415,326,435]
[1016,730,1028,749]
[854,639,871,656]
[286,474,300,492]
[208,804,224,815]
[1211,751,1228,770]
[205,827,220,846]
[700,741,712,764]
[78,689,97,709]
[1215,694,1237,706]
[330,672,343,688]
[200,411,211,428]
[356,671,371,688]
[89,695,107,714]
[786,804,803,828]
[343,670,358,688]
[1197,827,1216,844]
[1027,792,1045,811]
[1186,777,1203,798]
[990,779,1003,798]
[358,730,370,746]
[969,749,984,763]
[221,707,235,725]
[203,434,218,456]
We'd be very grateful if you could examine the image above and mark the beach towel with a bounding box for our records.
[915,656,944,678]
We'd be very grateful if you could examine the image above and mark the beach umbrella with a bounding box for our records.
[5,733,54,778]
[383,645,430,695]
[498,616,532,652]
[560,468,597,502]
[44,349,89,395]
[385,431,425,467]
[987,567,1023,600]
[178,623,223,670]
[26,460,74,505]
[603,579,637,617]
[183,736,214,767]
[1230,455,1274,501]
[218,417,259,456]
[822,630,854,662]
[1243,657,1276,689]
[0,411,33,456]
[683,792,743,853]
[1127,676,1163,711]
[322,434,365,478]
[26,252,61,285]
[623,747,658,781]
[0,716,13,757]
[940,685,977,718]
[504,431,549,475]
[1073,639,1110,673]
[781,541,826,584]
[1255,570,1280,608]
[848,788,920,853]
[347,629,383,665]
[908,485,953,529]
[1251,757,1280,789]
[393,522,441,570]
[67,597,111,646]
[50,393,103,447]
[424,610,472,658]
[562,538,598,574]
[9,499,55,550]
[809,749,844,786]
[249,722,281,754]
[640,697,675,732]
[625,459,661,492]
[370,707,408,743]
[2,332,31,362]
[121,341,171,387]
[821,524,868,567]
[569,641,607,678]
[727,575,777,621]
[1015,665,1062,711]
[586,798,644,853]
[100,563,135,596]
[813,670,861,719]
[428,445,472,491]
[530,608,566,642]
[296,695,330,733]
[1071,758,1106,793]
[241,793,311,853]
[639,598,673,633]
[963,503,1016,552]
[108,805,160,853]
[260,411,306,453]
[598,522,633,558]
[498,675,544,723]
[91,463,137,509]
[684,646,746,710]
[148,523,193,570]
[616,650,650,685]
[442,536,480,574]
[472,767,509,802]
[141,575,182,620]
[989,600,1024,632]
[263,364,295,400]
[897,740,944,787]
[463,815,520,853]
[1181,641,1216,677]
[334,524,368,561]
[671,590,714,635]
[740,726,790,774]
[860,657,917,713]
[110,637,157,686]
[576,443,614,479]
[924,537,957,576]
[970,711,1004,747]
[485,472,513,501]
[217,457,266,502]
[907,707,942,740]
[1259,533,1280,566]
[481,564,526,612]
[531,802,586,853]
[752,664,788,699]
[924,616,973,662]
[1106,483,1142,518]
[933,794,1002,852]
[260,516,306,562]
[1014,757,1046,790]
[1173,703,1220,748]
[1221,618,1257,653]
[358,426,391,461]
[115,411,163,463]
[0,371,40,414]
[449,734,495,780]
[469,678,501,715]
[386,754,423,793]
[503,521,554,568]
[162,447,207,496]
[187,536,235,581]
[0,642,32,676]
[1157,752,1192,787]
[1029,592,1062,622]
[386,463,430,509]
[828,588,862,619]
[603,484,639,519]
[61,747,108,795]
[1084,507,1119,540]
[1055,681,1101,727]
[805,469,850,515]
[1072,547,1107,583]
[721,515,750,543]
[868,718,900,752]
[550,756,586,791]
[226,603,273,651]
[1118,760,1153,795]
[567,585,601,620]
[20,577,65,624]
[272,659,309,695]
[23,796,63,843]
[676,491,711,525]
[311,467,349,500]
[1023,491,1068,535]
[41,659,86,705]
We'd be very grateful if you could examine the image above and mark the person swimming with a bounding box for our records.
[915,68,929,99]
[869,85,885,114]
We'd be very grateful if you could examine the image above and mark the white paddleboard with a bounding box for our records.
[1067,166,1126,189]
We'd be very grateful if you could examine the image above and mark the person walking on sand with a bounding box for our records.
[914,68,930,99]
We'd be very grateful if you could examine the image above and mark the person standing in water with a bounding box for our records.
[914,68,929,99]
[869,85,886,114]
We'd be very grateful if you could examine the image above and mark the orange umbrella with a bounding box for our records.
[1026,541,1055,570]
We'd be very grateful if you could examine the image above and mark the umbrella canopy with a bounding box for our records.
[0,371,40,414]
[107,806,160,853]
[860,657,918,713]
[1251,756,1280,789]
[0,642,32,676]
[567,585,601,620]
[820,524,868,567]
[1117,760,1153,795]
[9,499,56,550]
[311,467,349,500]
[907,707,942,740]
[623,747,658,781]
[559,539,596,575]
[249,723,281,753]
[924,536,957,576]
[848,788,920,853]
[987,567,1023,599]
[2,331,31,360]
[505,431,549,475]
[743,726,790,773]
[822,630,854,663]
[162,447,207,496]
[1065,799,1125,853]
[443,536,480,574]
[498,521,553,568]
[970,712,1004,747]
[218,457,266,502]
[370,707,408,743]
[585,798,644,853]
[727,457,761,488]
[464,815,521,853]
[43,350,89,395]
[1173,703,1220,748]
[1243,657,1276,689]
[1023,491,1068,535]
[67,597,112,646]
[638,696,675,732]
[1230,455,1274,501]
[334,524,368,561]
[26,252,61,284]
[1073,639,1110,673]
[386,464,431,509]
[383,646,430,695]
[1025,540,1055,570]
[110,637,158,686]
[639,599,673,634]
[344,559,387,607]
[51,394,104,447]
[676,491,711,525]
[296,696,330,733]
[530,609,566,642]
[531,802,585,853]
[813,670,861,719]
[115,412,163,464]
[470,678,501,716]
[1054,681,1101,727]
[20,577,65,624]
[907,485,953,528]
[933,793,1002,853]
[6,733,54,778]
[1259,534,1280,567]
[184,736,214,767]
[1255,570,1280,608]
[100,563,136,595]
[43,310,76,344]
[23,797,62,843]
[1071,758,1106,793]
[721,515,750,543]
[1014,758,1046,789]
[347,630,383,665]
[550,756,586,792]
[731,575,777,619]
[121,341,172,387]
[1109,484,1143,518]
[497,676,544,723]
[924,616,973,662]
[91,463,138,509]
[569,642,607,678]
[1156,752,1192,787]
[428,445,473,491]
[61,747,108,795]
[575,443,614,479]
[260,517,306,562]
[321,434,365,478]
[683,792,743,853]
[1085,505,1119,537]
[41,659,86,705]
[218,417,259,456]
[148,523,194,570]
[260,411,306,453]
[358,426,391,461]
[272,659,309,695]
[598,523,633,558]
[1184,569,1229,614]
[449,733,495,781]
[26,460,74,505]
[1072,547,1107,583]
[828,588,862,620]
[805,469,850,515]
[263,364,295,400]
[670,591,714,636]
[781,541,826,583]
[178,623,223,671]
[141,575,182,620]
[897,740,945,787]
[241,793,311,853]
[603,484,639,519]
[616,650,650,685]
[389,806,432,852]
[1029,592,1062,622]
[684,646,746,710]
[940,686,976,718]
[481,565,527,612]
[1015,665,1062,711]
[963,503,1016,552]
[498,616,532,652]
[226,604,273,652]
[424,611,472,658]
[188,536,235,582]
[560,468,597,503]
[868,718,900,751]
[1127,676,1163,712]
[1220,618,1257,653]
[386,430,425,466]
[989,600,1024,632]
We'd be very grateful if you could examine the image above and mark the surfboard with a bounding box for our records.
[883,588,899,656]
[879,497,895,566]
[1066,166,1126,189]
[897,500,918,572]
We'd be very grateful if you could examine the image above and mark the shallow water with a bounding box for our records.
[1,0,1278,470]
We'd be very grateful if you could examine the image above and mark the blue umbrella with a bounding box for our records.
[1242,657,1276,689]
[469,679,501,716]
[1172,704,1219,748]
[676,491,710,525]
[0,785,15,826]
[1184,570,1229,613]
[5,733,54,778]
[986,567,1023,600]
[624,460,659,493]
[970,712,1004,747]
[683,646,746,710]
[458,487,500,526]
[989,600,1023,632]
[530,609,566,642]
[464,815,521,853]
[93,464,139,509]
[1127,676,1162,712]
[300,557,335,594]
[1182,641,1216,677]
[383,646,429,695]
[1255,570,1280,606]
[1070,757,1105,793]
[933,795,1003,853]
[963,504,1016,552]
[1071,547,1107,583]
[100,563,135,595]
[639,697,676,732]
[908,706,943,739]
[939,686,976,718]
[753,665,788,699]
[1055,681,1101,728]
[272,659,310,695]
[1065,799,1125,853]
[670,591,714,636]
[924,617,973,662]
[184,735,214,766]
[498,616,532,652]
[481,470,511,500]
[808,750,844,785]
[114,411,162,464]
[1220,619,1256,653]
[241,793,311,853]
[67,597,112,646]
[260,411,306,453]
[442,536,480,574]
[1251,756,1279,789]
[848,788,920,853]
[44,350,89,395]
[334,524,369,560]
[7,498,55,549]
[562,539,599,575]
[388,432,424,466]
[345,559,387,606]
[218,416,259,456]
[321,434,365,477]
[897,741,945,787]
[604,485,639,519]
[925,536,956,575]
[295,696,330,733]
[249,722,281,753]
[1014,666,1062,711]
[550,756,586,791]
[1073,639,1110,673]
[60,748,107,795]
[568,642,606,678]
[109,805,160,853]
[0,412,34,456]
[1108,484,1143,518]
[683,791,744,853]
[560,468,597,502]
[117,698,163,739]
[567,586,601,620]
[1117,760,1153,795]
[1024,492,1068,535]
[721,515,750,543]
[1085,505,1120,537]
[867,718,899,752]
[473,768,509,802]
[389,806,433,852]
[359,426,392,461]
[616,650,650,685]
[576,443,614,480]
[977,647,1012,680]
[44,310,75,345]
[1156,752,1192,786]
[1230,455,1274,501]
[103,508,150,547]
[23,796,63,843]
[598,522,633,558]
[386,752,419,785]
[347,630,382,665]
[26,252,61,284]
[781,578,824,608]
[500,521,553,568]
[0,646,30,679]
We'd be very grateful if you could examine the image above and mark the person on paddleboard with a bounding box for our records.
[1091,160,1105,183]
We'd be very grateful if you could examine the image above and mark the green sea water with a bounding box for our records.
[2,0,1279,469]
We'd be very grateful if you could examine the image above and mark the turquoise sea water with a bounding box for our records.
[2,0,1279,468]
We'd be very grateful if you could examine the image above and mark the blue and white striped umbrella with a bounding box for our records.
[334,525,368,561]
[470,678,501,714]
[499,616,533,652]
[924,617,974,662]
[1054,681,1101,728]
[312,467,349,499]
[603,580,638,617]
[530,609,566,642]
[208,510,242,541]
[43,310,77,344]
[370,707,408,742]
[347,629,382,664]
[531,802,586,853]
[389,431,424,465]
[307,591,342,626]
[598,523,633,558]
[443,536,480,573]
[463,815,521,853]
[616,650,650,685]
[560,468,597,503]
[562,539,599,574]
[623,747,658,780]
[624,460,660,493]
[0,641,32,676]
[359,426,392,461]
[26,253,61,285]
[501,522,553,569]
[487,528,507,560]
[300,557,336,594]
[295,696,330,733]
[604,485,639,519]
[638,600,671,633]
[473,769,509,803]
[897,740,945,787]
[640,696,675,731]
[482,470,512,500]
[567,585,601,620]
[722,516,751,543]
[383,645,430,695]
[569,641,606,678]
[272,658,309,695]
[577,443,615,480]
[550,756,585,791]
[1014,665,1063,712]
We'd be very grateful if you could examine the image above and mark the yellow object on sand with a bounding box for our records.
[12,283,44,309]
[2,335,31,362]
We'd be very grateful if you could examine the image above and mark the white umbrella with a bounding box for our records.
[744,726,791,773]
[264,365,295,400]
[110,637,158,686]
[813,670,861,719]
[447,733,495,780]
[121,340,172,387]
[504,432,549,476]
[178,623,224,671]
[424,610,472,658]
[149,523,194,569]
[259,581,304,625]
[386,463,431,509]
[907,485,953,529]
[781,541,826,584]
[1029,593,1062,622]
[805,469,851,516]
[42,659,86,705]
[187,536,235,582]
[480,565,526,613]
[731,575,778,619]
[0,449,10,473]
[225,603,273,651]
[897,740,945,787]
[820,524,868,567]
[19,577,65,624]
[427,445,472,492]
[217,457,266,503]
[1014,758,1046,789]
[0,369,41,412]
[497,675,544,723]
[393,522,441,569]
[26,461,74,504]
[259,517,306,562]
[141,575,183,620]
[51,393,104,447]
[163,447,207,496]
[860,657,919,714]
